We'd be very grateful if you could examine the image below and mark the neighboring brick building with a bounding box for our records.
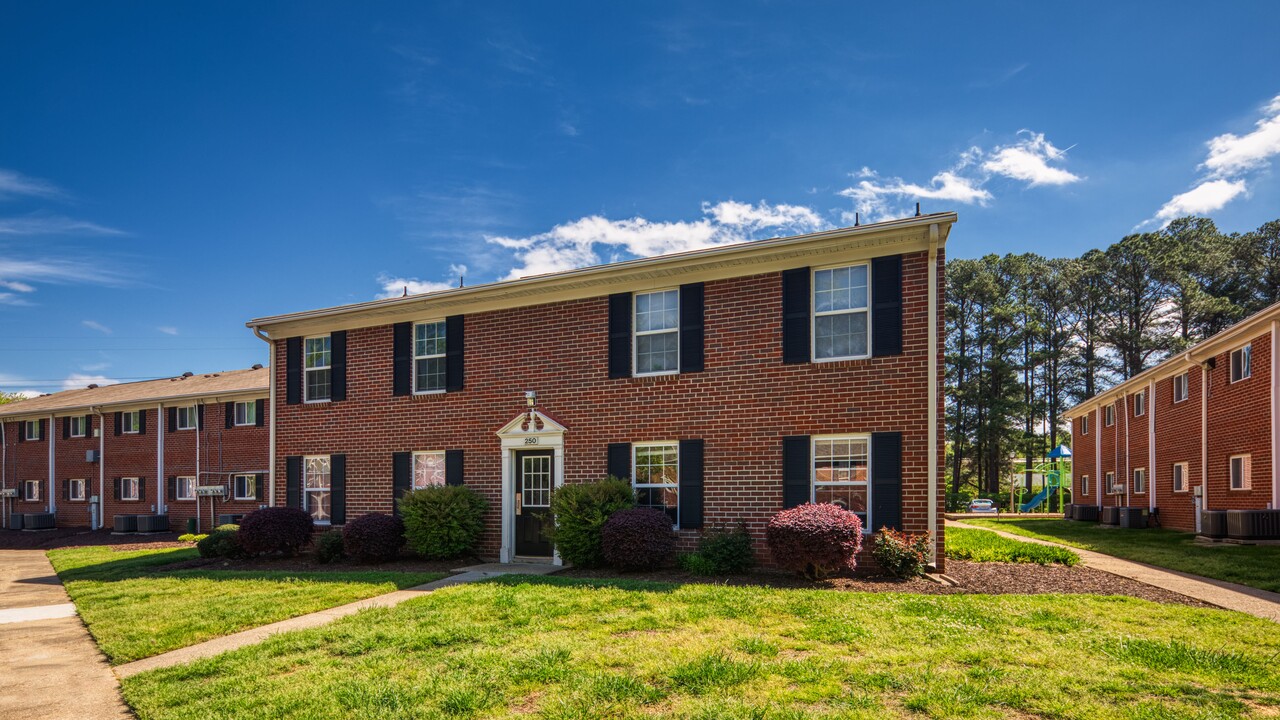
[1067,305,1280,533]
[247,214,952,567]
[0,368,269,531]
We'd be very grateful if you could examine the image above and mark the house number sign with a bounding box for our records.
[524,437,539,445]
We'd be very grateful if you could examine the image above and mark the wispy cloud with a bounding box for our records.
[0,257,126,287]
[0,169,62,200]
[82,320,112,334]
[1146,93,1280,227]
[969,62,1029,89]
[156,326,178,336]
[376,265,468,298]
[0,213,125,236]
[61,373,119,391]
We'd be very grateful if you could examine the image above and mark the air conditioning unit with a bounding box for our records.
[86,450,100,463]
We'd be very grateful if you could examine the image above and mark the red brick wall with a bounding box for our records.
[1098,398,1119,507]
[2,419,54,522]
[1125,386,1151,506]
[160,401,270,531]
[1152,366,1203,531]
[1071,410,1095,504]
[1204,335,1272,514]
[274,250,947,568]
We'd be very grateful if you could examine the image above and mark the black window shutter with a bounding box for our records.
[607,443,631,481]
[197,404,205,431]
[255,473,265,501]
[392,452,411,514]
[330,454,346,525]
[62,479,69,501]
[608,293,632,379]
[39,419,46,441]
[285,456,302,508]
[678,439,704,529]
[167,407,177,433]
[330,331,347,402]
[84,415,92,437]
[679,283,705,373]
[255,400,266,427]
[138,410,147,436]
[871,432,903,531]
[782,435,811,508]
[445,315,465,392]
[167,476,176,502]
[17,421,24,443]
[781,268,811,364]
[445,449,464,486]
[871,254,904,357]
[392,322,412,396]
[225,402,235,429]
[113,412,122,437]
[113,477,121,501]
[286,337,302,405]
[138,476,147,502]
[62,417,70,440]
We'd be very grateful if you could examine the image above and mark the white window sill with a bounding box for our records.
[303,399,331,405]
[412,389,447,396]
[812,354,872,363]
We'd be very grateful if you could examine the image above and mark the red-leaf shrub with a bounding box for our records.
[601,508,676,570]
[237,507,314,557]
[766,503,863,580]
[871,527,931,578]
[342,513,406,563]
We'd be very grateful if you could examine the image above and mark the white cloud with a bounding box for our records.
[0,214,125,236]
[82,320,111,334]
[0,257,125,287]
[61,373,119,391]
[156,326,178,336]
[1153,179,1248,224]
[981,132,1081,186]
[0,280,35,293]
[0,169,61,200]
[376,274,455,299]
[1202,95,1280,178]
[702,200,826,232]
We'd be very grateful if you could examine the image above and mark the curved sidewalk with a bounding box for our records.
[950,520,1280,623]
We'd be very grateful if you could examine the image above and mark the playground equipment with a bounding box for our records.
[1010,444,1071,513]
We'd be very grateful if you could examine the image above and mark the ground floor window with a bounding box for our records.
[1080,475,1089,496]
[177,476,196,501]
[1172,463,1187,492]
[1133,468,1146,494]
[68,478,86,501]
[121,477,140,501]
[1105,471,1118,495]
[412,451,446,489]
[813,436,870,530]
[22,480,40,501]
[632,443,678,526]
[304,456,331,523]
[1230,455,1251,490]
[233,474,257,501]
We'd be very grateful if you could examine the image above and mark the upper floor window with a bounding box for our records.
[1173,372,1189,403]
[1230,454,1251,491]
[1080,474,1090,496]
[1133,468,1146,494]
[634,290,679,375]
[1133,391,1145,417]
[23,421,41,441]
[813,264,869,361]
[304,336,332,402]
[633,443,679,525]
[68,416,86,438]
[176,406,197,430]
[176,476,196,501]
[304,455,331,523]
[1104,405,1115,427]
[122,411,141,434]
[1105,471,1118,494]
[233,474,257,501]
[414,321,447,393]
[234,401,257,427]
[1080,415,1089,436]
[412,451,446,489]
[813,436,870,531]
[68,478,86,501]
[1172,463,1187,492]
[1230,345,1251,383]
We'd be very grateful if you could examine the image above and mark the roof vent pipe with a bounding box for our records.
[87,384,98,389]
[251,364,263,370]
[182,371,194,377]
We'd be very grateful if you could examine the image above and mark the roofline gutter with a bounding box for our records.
[251,326,276,508]
[0,385,269,422]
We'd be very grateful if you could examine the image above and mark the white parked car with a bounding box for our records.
[967,499,999,514]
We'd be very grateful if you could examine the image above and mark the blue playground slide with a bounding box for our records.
[1019,482,1057,513]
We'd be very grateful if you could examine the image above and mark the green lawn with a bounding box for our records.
[945,525,1079,565]
[48,545,445,664]
[958,518,1280,593]
[122,575,1280,720]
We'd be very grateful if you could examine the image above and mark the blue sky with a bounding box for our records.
[3,2,1280,395]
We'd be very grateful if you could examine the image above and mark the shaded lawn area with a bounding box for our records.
[959,518,1280,593]
[123,576,1280,720]
[47,545,445,664]
[945,526,1080,565]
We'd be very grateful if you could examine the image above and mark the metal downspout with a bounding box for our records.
[251,326,276,507]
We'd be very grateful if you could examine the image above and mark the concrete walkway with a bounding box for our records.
[951,520,1280,623]
[0,549,131,719]
[114,561,560,679]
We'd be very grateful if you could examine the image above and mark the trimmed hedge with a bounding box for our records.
[601,508,675,571]
[315,530,346,564]
[546,478,634,568]
[237,507,314,557]
[766,503,863,580]
[342,513,405,563]
[196,529,243,559]
[400,485,488,559]
[679,523,755,576]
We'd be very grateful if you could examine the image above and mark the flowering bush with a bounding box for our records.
[237,507,314,557]
[765,503,863,580]
[601,508,676,570]
[871,528,931,578]
[342,513,406,563]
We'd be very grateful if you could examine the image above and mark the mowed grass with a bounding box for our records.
[945,525,1079,565]
[48,545,444,664]
[960,518,1280,592]
[123,575,1280,720]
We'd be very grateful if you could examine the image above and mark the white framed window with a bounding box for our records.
[632,443,679,526]
[234,401,257,427]
[122,411,141,434]
[1230,345,1251,383]
[22,480,40,501]
[813,435,871,532]
[1172,463,1187,493]
[1080,475,1090,496]
[176,476,196,501]
[68,478,86,501]
[1080,415,1089,436]
[303,455,332,523]
[413,321,448,393]
[23,421,40,441]
[233,474,257,501]
[121,477,140,501]
[304,336,332,402]
[1104,405,1115,427]
[1133,468,1146,494]
[1230,454,1251,491]
[1133,391,1145,417]
[1173,372,1189,403]
[176,406,197,430]
[813,263,870,361]
[1105,471,1117,495]
[69,416,86,438]
[634,290,680,375]
[412,451,446,490]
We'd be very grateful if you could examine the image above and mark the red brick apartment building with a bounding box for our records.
[1067,305,1280,538]
[247,214,951,566]
[0,368,269,532]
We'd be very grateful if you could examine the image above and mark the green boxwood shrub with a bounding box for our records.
[679,523,755,575]
[315,530,346,564]
[545,477,633,568]
[399,485,488,559]
[196,528,243,559]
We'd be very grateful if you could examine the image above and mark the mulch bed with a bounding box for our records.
[556,560,1215,608]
